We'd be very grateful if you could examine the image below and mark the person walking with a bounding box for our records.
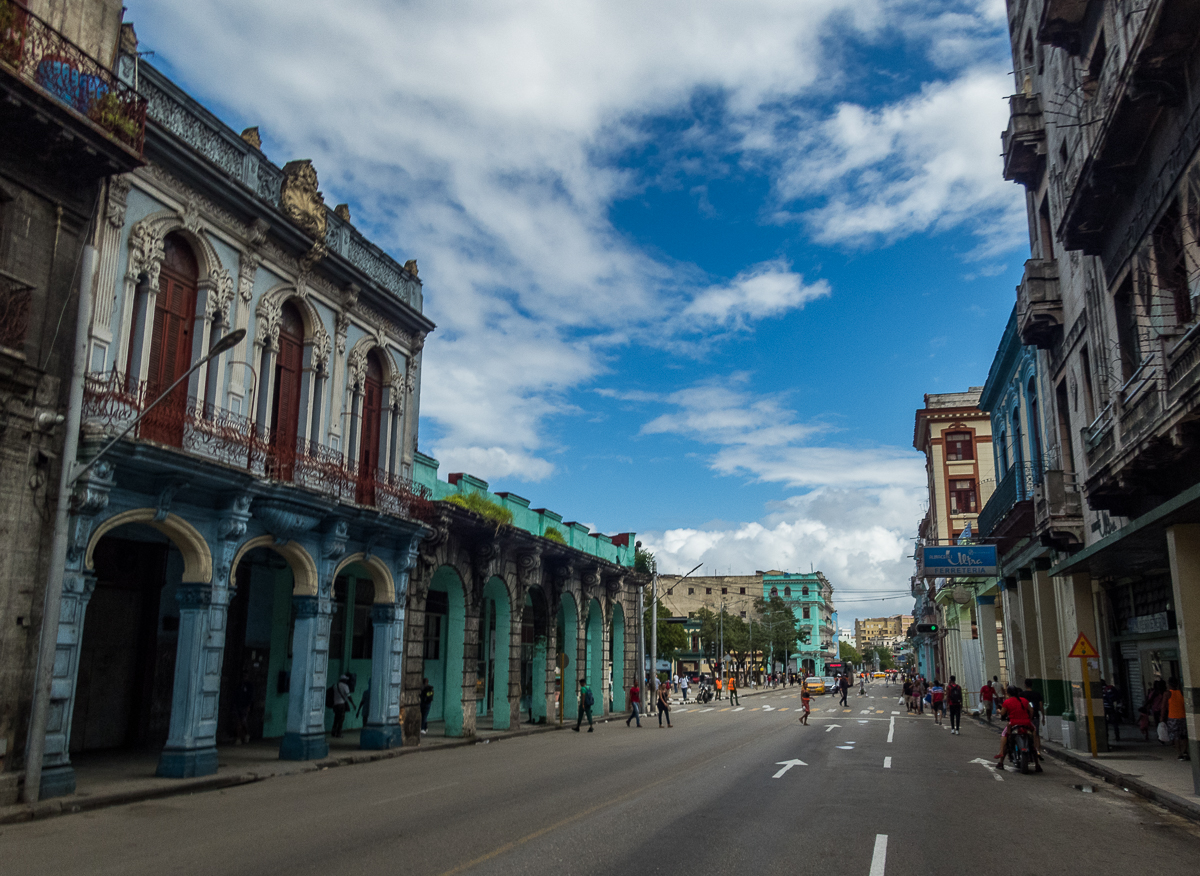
[799,687,811,725]
[573,678,595,732]
[715,676,723,701]
[946,675,963,734]
[680,674,690,703]
[930,679,945,725]
[626,681,642,728]
[980,679,995,723]
[838,674,850,707]
[728,675,739,707]
[1101,679,1121,741]
[903,677,914,712]
[1166,677,1189,760]
[657,681,673,728]
[331,673,354,738]
[420,678,435,735]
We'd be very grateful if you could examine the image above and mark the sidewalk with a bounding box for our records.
[0,722,565,826]
[970,712,1200,823]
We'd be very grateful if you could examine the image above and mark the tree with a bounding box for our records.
[752,595,807,672]
[862,645,896,670]
[839,640,862,666]
[634,546,657,575]
[643,598,686,663]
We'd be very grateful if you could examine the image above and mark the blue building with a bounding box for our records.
[763,572,836,675]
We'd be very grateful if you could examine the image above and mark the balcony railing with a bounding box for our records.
[0,0,146,153]
[975,460,1041,538]
[0,268,34,351]
[1016,258,1062,349]
[82,372,434,522]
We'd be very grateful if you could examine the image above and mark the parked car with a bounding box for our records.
[822,676,838,694]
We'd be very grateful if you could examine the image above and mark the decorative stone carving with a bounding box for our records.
[281,160,327,239]
[255,295,283,350]
[106,176,131,229]
[154,479,189,521]
[247,217,270,249]
[237,253,259,303]
[347,348,367,390]
[127,220,165,285]
[241,127,262,150]
[335,312,350,355]
[180,196,202,233]
[334,204,351,221]
[253,497,324,543]
[517,549,542,594]
[339,283,360,312]
[404,259,418,278]
[311,324,332,374]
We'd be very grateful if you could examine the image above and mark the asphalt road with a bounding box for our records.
[4,683,1200,876]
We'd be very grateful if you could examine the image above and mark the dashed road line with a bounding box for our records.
[869,835,888,876]
[887,716,895,743]
[883,757,892,769]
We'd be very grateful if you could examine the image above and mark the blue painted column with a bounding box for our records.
[280,594,332,760]
[157,583,227,777]
[360,602,405,749]
[37,570,97,797]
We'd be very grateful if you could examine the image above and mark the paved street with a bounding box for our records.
[4,683,1198,876]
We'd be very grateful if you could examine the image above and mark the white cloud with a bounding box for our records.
[642,485,923,621]
[134,0,1022,480]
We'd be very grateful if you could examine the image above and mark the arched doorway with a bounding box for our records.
[556,595,578,721]
[425,566,466,735]
[325,564,375,735]
[521,589,550,723]
[269,300,304,480]
[586,598,603,713]
[356,350,384,504]
[610,602,626,712]
[479,577,512,729]
[72,525,185,755]
[141,232,198,446]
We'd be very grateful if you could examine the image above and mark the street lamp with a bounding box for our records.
[23,309,246,803]
[649,561,701,714]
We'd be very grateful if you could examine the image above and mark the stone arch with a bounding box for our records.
[127,210,232,318]
[556,591,579,721]
[346,334,403,393]
[427,564,467,735]
[610,600,626,712]
[254,283,332,369]
[333,553,396,603]
[230,535,319,596]
[86,509,212,583]
[481,575,512,729]
[585,597,604,711]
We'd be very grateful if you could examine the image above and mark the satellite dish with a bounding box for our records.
[952,586,971,605]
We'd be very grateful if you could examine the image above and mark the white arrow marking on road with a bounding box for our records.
[825,724,841,732]
[870,835,888,876]
[883,757,892,769]
[887,716,895,743]
[772,759,807,778]
[970,757,1004,781]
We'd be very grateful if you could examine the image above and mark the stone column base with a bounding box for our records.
[360,725,403,750]
[156,746,218,778]
[279,732,329,761]
[401,704,422,744]
[39,764,77,798]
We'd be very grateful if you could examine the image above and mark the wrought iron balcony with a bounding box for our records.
[975,460,1041,540]
[0,268,34,352]
[1001,93,1045,186]
[1016,258,1062,349]
[82,372,433,521]
[0,0,146,154]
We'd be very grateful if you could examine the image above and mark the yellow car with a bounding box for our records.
[873,672,886,679]
[803,677,826,695]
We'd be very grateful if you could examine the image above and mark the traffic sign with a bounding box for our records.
[1067,633,1098,659]
[556,652,570,669]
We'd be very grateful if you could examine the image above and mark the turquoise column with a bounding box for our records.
[157,583,227,777]
[279,595,332,760]
[360,602,404,749]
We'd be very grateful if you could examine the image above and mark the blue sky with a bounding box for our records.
[132,1,1026,620]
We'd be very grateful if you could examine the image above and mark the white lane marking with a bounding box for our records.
[762,705,775,711]
[883,757,892,769]
[887,716,895,743]
[891,711,900,715]
[772,759,807,778]
[825,724,841,732]
[836,745,855,750]
[674,708,689,713]
[700,708,714,713]
[970,757,1005,782]
[869,834,888,876]
[371,781,460,805]
[860,709,872,714]
[733,707,745,712]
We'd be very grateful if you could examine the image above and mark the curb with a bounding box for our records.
[0,724,565,826]
[969,714,1200,824]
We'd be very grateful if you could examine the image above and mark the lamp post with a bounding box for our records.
[23,319,246,804]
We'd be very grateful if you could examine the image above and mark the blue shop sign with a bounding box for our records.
[919,545,997,577]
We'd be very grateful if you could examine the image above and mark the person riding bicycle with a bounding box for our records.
[995,685,1041,772]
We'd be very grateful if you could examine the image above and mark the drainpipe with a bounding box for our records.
[24,246,97,804]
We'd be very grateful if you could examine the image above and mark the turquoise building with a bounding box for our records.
[763,572,836,675]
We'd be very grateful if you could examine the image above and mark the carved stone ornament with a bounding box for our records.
[311,324,332,374]
[335,312,350,355]
[347,348,367,390]
[404,259,418,278]
[517,550,542,592]
[280,160,327,239]
[256,295,283,351]
[127,221,165,286]
[180,197,202,233]
[247,218,270,249]
[238,253,259,303]
[106,176,132,229]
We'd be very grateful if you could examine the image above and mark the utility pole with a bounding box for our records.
[649,570,657,714]
[718,600,725,693]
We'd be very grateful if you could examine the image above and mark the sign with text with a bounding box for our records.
[918,545,998,577]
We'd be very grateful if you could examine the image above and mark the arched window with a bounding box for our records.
[1027,377,1042,471]
[802,586,809,596]
[784,586,791,597]
[1012,408,1024,469]
[356,350,385,504]
[769,586,778,597]
[269,301,304,478]
[142,233,198,446]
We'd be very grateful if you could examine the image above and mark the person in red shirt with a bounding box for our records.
[799,688,811,725]
[980,681,995,723]
[994,686,1040,772]
[626,682,642,728]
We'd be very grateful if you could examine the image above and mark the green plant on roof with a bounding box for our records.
[543,526,566,544]
[89,92,139,145]
[442,492,513,526]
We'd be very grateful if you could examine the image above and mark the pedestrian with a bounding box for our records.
[946,675,963,734]
[657,680,673,728]
[930,679,944,725]
[903,677,914,712]
[1166,677,1189,760]
[357,680,371,727]
[420,677,434,734]
[1101,679,1121,741]
[672,673,679,693]
[232,671,254,744]
[573,677,594,732]
[838,674,850,707]
[331,673,354,738]
[728,675,739,707]
[799,688,811,725]
[980,678,995,723]
[680,674,690,703]
[626,680,642,728]
[715,676,723,701]
[991,676,1005,708]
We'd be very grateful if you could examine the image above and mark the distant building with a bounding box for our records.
[838,628,856,650]
[853,615,914,651]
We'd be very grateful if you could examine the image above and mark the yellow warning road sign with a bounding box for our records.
[1068,632,1098,659]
